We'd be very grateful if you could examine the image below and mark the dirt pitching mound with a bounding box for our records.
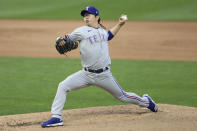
[0,104,197,131]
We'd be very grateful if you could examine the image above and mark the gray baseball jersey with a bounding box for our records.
[68,26,111,69]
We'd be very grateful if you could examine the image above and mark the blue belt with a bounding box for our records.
[84,67,109,73]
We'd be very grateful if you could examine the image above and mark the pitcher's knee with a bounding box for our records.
[58,82,71,92]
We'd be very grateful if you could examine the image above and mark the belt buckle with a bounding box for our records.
[97,68,103,73]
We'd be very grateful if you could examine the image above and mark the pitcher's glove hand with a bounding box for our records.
[55,37,78,54]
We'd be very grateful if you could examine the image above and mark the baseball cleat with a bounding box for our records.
[143,94,158,112]
[41,117,63,127]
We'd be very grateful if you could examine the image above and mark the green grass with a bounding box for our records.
[0,0,197,20]
[0,56,197,116]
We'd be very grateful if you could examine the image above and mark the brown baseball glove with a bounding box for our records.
[55,37,78,54]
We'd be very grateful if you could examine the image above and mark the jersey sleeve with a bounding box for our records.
[68,27,85,41]
[107,30,114,41]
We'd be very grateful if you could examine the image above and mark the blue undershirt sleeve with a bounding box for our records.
[108,30,114,41]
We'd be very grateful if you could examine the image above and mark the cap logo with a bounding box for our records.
[86,6,89,10]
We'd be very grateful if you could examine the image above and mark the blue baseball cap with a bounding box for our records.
[81,6,99,16]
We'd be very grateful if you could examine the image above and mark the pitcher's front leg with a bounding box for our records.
[51,70,90,119]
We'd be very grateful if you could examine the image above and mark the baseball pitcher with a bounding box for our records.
[41,6,158,127]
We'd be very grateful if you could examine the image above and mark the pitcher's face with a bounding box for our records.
[83,13,99,27]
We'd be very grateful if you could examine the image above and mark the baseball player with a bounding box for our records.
[41,6,158,127]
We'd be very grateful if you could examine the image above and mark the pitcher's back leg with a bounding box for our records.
[95,72,149,107]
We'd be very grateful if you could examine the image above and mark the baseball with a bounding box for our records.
[56,36,62,40]
[121,15,128,21]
